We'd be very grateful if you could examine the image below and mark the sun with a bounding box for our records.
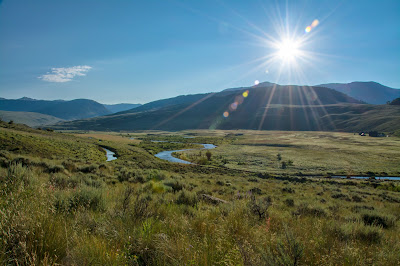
[276,38,300,61]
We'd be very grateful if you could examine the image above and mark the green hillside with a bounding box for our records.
[0,110,64,127]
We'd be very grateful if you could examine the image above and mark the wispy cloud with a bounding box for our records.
[39,65,92,82]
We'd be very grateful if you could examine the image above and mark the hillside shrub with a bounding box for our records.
[54,188,104,213]
[248,196,272,220]
[163,180,184,193]
[49,173,79,189]
[361,212,396,229]
[293,204,327,218]
[176,190,198,207]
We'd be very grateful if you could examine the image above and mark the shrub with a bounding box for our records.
[62,160,77,172]
[331,222,383,244]
[206,151,212,161]
[49,174,79,189]
[282,187,295,193]
[262,227,304,265]
[284,198,295,207]
[146,181,166,194]
[293,204,327,218]
[11,157,31,167]
[361,212,396,229]
[79,164,98,174]
[0,157,8,168]
[2,163,32,188]
[54,188,104,213]
[351,195,363,202]
[216,180,225,186]
[248,196,272,220]
[249,187,262,195]
[163,180,184,193]
[331,193,350,201]
[176,190,198,207]
[132,195,152,220]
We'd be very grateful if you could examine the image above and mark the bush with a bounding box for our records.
[262,227,304,265]
[2,163,32,189]
[248,196,272,220]
[293,204,327,218]
[331,222,383,244]
[282,187,295,193]
[54,188,104,213]
[249,187,262,195]
[176,190,198,207]
[62,160,77,172]
[284,198,295,207]
[79,164,98,174]
[331,193,350,201]
[206,151,212,161]
[361,212,396,229]
[49,174,79,189]
[163,180,184,193]
[216,180,225,186]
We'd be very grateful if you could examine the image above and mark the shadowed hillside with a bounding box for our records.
[318,82,400,104]
[49,85,400,132]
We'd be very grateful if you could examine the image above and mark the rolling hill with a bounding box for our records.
[0,110,64,127]
[0,97,111,120]
[103,103,141,113]
[317,81,400,104]
[49,85,400,132]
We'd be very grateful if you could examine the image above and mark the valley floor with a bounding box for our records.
[1,123,399,265]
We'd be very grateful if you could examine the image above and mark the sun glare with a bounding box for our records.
[276,39,300,61]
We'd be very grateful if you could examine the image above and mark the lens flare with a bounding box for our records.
[242,90,249,98]
[311,19,319,28]
[223,111,229,118]
[305,26,311,33]
[230,102,238,111]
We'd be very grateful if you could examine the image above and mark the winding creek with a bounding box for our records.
[154,143,217,164]
[102,140,216,164]
[102,147,117,162]
[102,141,400,180]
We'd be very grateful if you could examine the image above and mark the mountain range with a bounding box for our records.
[0,97,141,123]
[316,82,400,104]
[2,81,399,132]
[50,84,400,133]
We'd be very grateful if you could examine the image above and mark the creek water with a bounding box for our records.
[332,176,400,181]
[103,147,117,162]
[154,143,217,164]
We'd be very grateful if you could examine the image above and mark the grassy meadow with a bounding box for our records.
[0,121,399,265]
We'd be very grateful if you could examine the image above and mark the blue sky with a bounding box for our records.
[0,0,399,104]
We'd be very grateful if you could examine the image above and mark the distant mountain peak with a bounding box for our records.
[19,97,37,101]
[254,81,277,87]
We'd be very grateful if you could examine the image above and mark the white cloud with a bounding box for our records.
[39,65,92,82]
